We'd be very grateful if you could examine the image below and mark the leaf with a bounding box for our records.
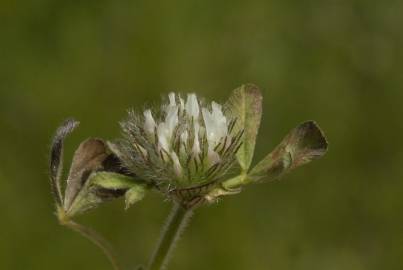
[248,121,328,182]
[64,138,109,210]
[66,172,146,217]
[226,84,263,171]
[49,118,79,206]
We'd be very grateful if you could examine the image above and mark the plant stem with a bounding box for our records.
[147,203,193,270]
[65,220,121,270]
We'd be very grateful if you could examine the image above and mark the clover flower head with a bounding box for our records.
[116,93,244,191]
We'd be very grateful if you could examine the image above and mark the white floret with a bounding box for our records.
[143,109,156,135]
[202,101,228,148]
[185,93,200,119]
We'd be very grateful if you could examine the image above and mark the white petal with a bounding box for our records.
[202,102,228,149]
[165,105,179,135]
[157,123,170,151]
[143,109,156,134]
[179,131,188,157]
[211,102,227,134]
[180,130,188,143]
[208,149,221,166]
[168,92,176,107]
[211,101,222,113]
[185,93,200,119]
[179,95,185,113]
[171,152,182,177]
[192,122,201,155]
[202,107,216,145]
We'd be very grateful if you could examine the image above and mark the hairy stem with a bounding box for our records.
[65,220,121,270]
[147,203,193,270]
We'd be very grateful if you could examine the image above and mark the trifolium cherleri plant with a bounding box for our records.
[49,84,328,270]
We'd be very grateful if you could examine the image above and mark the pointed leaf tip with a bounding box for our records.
[50,118,80,206]
[249,121,328,182]
[226,84,263,171]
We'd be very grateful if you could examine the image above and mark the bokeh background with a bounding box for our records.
[1,0,402,269]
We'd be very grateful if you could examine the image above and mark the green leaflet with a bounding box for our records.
[248,121,328,182]
[66,172,146,217]
[226,84,263,172]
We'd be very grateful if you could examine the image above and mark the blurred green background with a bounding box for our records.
[1,0,402,269]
